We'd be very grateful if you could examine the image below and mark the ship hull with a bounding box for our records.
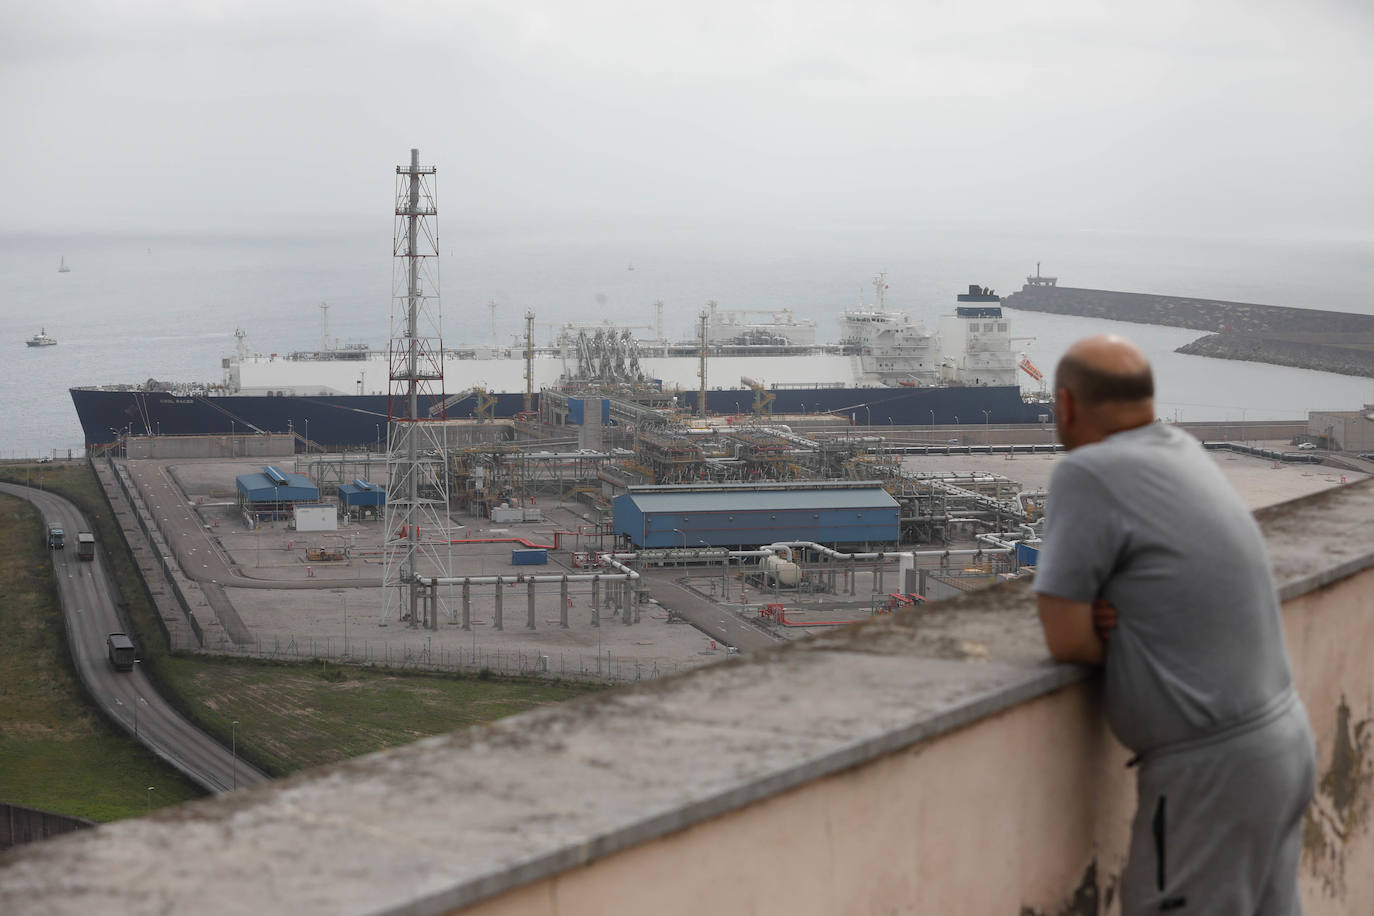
[70,386,1051,448]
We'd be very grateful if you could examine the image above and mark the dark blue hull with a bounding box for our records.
[70,386,1051,448]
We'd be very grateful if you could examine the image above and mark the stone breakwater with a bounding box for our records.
[1002,283,1374,379]
[1176,333,1374,379]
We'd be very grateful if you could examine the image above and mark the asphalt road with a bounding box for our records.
[640,569,778,652]
[0,482,269,795]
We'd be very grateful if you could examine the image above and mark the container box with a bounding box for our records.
[511,548,548,566]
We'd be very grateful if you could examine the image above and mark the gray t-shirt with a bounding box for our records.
[1033,423,1293,753]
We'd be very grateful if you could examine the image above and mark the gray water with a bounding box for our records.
[3,226,1371,459]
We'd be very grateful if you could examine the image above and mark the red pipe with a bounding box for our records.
[444,532,571,550]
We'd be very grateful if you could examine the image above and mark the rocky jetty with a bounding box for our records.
[1177,333,1374,379]
[1003,281,1374,378]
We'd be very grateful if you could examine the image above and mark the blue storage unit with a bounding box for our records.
[338,479,386,508]
[613,482,899,548]
[567,397,610,425]
[236,468,322,520]
[511,548,548,566]
[236,469,319,504]
[1015,542,1040,567]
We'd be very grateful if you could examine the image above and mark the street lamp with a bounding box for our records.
[864,405,871,426]
[929,409,935,427]
[146,786,155,813]
[232,720,239,791]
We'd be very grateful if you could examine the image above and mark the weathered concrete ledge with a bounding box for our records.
[2,480,1372,915]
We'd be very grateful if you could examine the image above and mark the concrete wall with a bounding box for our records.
[1,481,1370,916]
[126,434,294,459]
[462,574,1374,916]
[1309,411,1374,452]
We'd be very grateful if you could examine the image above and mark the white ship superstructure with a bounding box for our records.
[936,285,1018,387]
[221,279,1023,398]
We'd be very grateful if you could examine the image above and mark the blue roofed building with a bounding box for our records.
[236,466,320,520]
[337,479,386,520]
[613,481,899,548]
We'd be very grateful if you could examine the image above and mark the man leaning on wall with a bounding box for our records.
[1033,334,1316,915]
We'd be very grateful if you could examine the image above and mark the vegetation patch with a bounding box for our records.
[155,654,599,775]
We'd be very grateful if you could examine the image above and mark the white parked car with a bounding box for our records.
[1297,442,1317,450]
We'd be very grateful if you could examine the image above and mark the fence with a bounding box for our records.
[198,633,695,684]
[0,803,94,851]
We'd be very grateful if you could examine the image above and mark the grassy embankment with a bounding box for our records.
[0,461,600,782]
[0,489,202,820]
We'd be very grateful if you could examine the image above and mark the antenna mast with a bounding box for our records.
[523,310,535,414]
[873,271,887,310]
[697,308,709,418]
[381,148,452,629]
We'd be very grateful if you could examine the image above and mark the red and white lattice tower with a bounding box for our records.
[381,148,453,628]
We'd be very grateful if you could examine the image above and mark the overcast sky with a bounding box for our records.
[3,0,1372,245]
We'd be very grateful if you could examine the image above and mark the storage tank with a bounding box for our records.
[760,555,801,587]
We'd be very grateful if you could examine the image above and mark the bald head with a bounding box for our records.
[1056,335,1154,405]
[1053,335,1155,449]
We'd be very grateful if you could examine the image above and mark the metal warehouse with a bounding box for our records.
[236,466,320,520]
[337,479,386,520]
[613,481,899,548]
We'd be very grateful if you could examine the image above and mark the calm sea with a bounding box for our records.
[2,226,1371,459]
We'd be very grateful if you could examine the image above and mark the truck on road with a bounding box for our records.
[47,526,65,549]
[77,532,95,560]
[106,634,136,671]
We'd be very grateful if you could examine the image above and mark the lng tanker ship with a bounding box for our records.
[69,278,1051,448]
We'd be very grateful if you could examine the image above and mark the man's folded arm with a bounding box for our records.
[1036,593,1105,665]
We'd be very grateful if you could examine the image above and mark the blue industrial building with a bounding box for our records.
[236,466,320,519]
[337,479,386,519]
[613,481,899,548]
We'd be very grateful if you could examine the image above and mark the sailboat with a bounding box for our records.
[58,257,71,273]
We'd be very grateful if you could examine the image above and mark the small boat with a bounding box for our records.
[26,328,57,347]
[58,257,71,273]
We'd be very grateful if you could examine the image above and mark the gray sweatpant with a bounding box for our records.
[1121,691,1316,915]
